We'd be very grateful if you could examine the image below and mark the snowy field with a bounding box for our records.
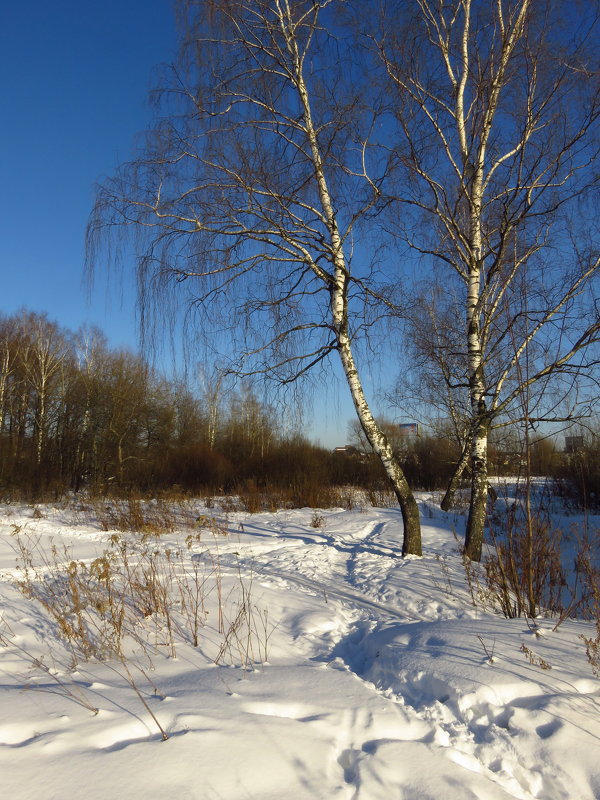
[0,495,599,800]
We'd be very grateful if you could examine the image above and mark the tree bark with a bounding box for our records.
[337,329,422,555]
[464,418,489,561]
[440,438,470,511]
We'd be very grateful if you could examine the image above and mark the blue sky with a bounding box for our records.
[0,0,399,447]
[1,0,177,347]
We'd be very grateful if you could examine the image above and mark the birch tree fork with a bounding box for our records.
[87,0,422,554]
[380,0,600,560]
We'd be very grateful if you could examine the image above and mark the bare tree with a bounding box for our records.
[88,0,422,554]
[0,317,19,439]
[379,0,600,559]
[19,313,70,466]
[196,365,231,451]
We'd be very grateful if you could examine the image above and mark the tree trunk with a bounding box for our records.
[337,331,422,556]
[464,419,489,561]
[464,146,486,558]
[440,439,471,511]
[0,347,10,437]
[35,388,46,465]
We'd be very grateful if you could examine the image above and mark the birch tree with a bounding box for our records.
[88,0,422,554]
[19,313,70,466]
[380,0,600,559]
[0,317,18,438]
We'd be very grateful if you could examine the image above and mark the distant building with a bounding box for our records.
[332,445,361,456]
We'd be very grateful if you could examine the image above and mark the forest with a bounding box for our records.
[1,309,597,508]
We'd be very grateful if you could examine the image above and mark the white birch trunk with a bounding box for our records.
[0,346,10,437]
[35,383,46,465]
[289,24,421,555]
[464,238,489,560]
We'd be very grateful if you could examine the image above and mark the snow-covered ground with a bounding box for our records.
[0,496,599,800]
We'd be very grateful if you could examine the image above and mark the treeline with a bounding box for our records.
[353,418,600,509]
[0,311,389,501]
[521,436,600,510]
[1,310,595,505]
[0,312,296,497]
[0,311,476,502]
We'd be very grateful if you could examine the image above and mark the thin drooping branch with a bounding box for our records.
[88,0,423,555]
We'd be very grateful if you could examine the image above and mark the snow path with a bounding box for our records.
[197,520,407,624]
[0,500,599,799]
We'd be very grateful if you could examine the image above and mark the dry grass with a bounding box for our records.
[461,488,600,678]
[463,518,566,621]
[575,541,600,677]
[90,497,196,534]
[9,525,270,664]
[5,521,274,738]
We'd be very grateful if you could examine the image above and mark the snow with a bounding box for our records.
[0,497,599,799]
